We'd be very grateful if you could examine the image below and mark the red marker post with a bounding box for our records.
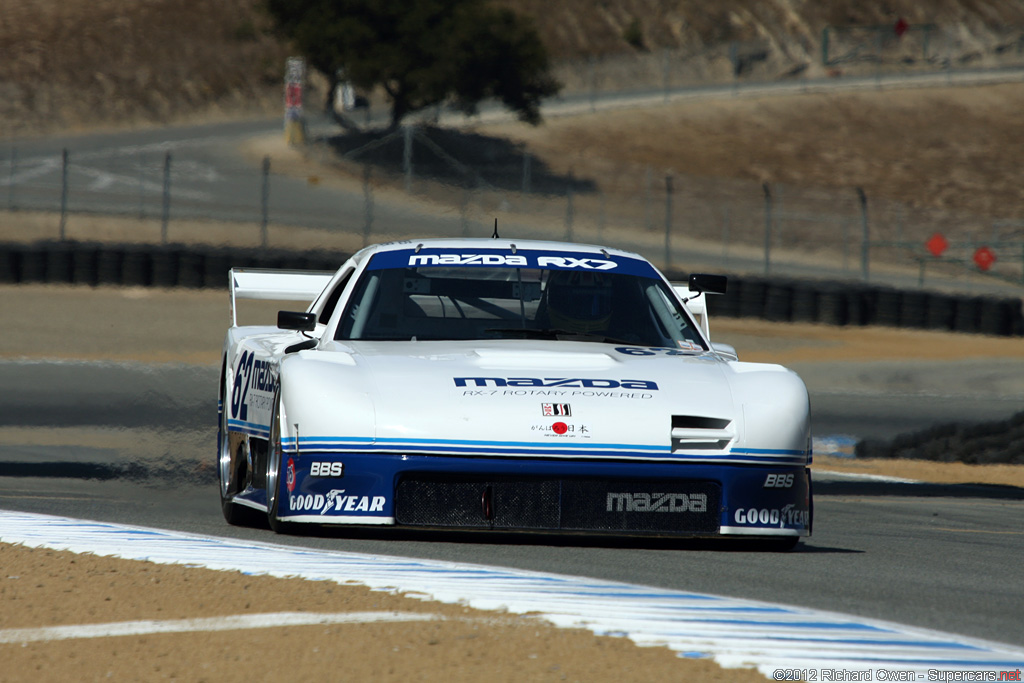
[973,247,997,272]
[926,233,948,258]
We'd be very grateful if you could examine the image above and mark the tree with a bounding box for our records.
[264,0,560,129]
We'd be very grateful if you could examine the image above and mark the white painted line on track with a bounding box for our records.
[0,611,445,644]
[2,510,1023,676]
[814,470,921,483]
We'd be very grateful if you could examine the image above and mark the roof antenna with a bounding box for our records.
[492,218,499,239]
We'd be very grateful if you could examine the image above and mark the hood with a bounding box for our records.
[283,340,807,461]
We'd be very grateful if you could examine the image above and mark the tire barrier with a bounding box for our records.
[19,244,47,283]
[699,271,1022,337]
[873,287,902,328]
[856,410,1024,465]
[3,241,1022,337]
[0,241,349,291]
[737,277,768,319]
[71,244,99,286]
[763,283,793,322]
[815,285,847,326]
[789,284,818,323]
[900,291,929,329]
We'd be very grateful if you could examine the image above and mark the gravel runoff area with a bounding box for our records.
[2,281,1023,681]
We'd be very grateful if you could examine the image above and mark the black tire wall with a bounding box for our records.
[663,268,1022,337]
[3,241,1022,337]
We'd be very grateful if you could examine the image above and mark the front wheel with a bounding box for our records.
[744,535,801,552]
[266,390,294,534]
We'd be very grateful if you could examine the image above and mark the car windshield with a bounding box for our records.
[336,257,705,349]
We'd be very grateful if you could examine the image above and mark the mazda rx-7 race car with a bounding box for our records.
[218,238,812,548]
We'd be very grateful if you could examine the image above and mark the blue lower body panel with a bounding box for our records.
[250,452,812,538]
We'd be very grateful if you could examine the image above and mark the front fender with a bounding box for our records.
[278,352,377,453]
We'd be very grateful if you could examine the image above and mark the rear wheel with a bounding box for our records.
[218,360,257,526]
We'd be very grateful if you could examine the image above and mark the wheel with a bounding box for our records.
[749,535,801,552]
[218,360,256,526]
[266,390,294,534]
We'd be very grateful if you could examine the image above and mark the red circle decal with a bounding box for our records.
[553,422,568,434]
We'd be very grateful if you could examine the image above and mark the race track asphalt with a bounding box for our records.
[1,356,1022,648]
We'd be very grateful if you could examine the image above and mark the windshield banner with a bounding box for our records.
[367,248,660,278]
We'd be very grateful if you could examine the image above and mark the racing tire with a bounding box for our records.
[760,536,801,552]
[218,361,259,527]
[738,535,801,552]
[266,390,295,534]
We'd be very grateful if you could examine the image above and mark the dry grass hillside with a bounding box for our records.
[1,0,288,136]
[5,1,1024,240]
[499,0,1024,60]
[5,0,1024,137]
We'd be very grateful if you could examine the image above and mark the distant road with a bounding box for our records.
[5,66,1024,293]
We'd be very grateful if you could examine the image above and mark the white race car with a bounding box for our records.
[218,238,812,548]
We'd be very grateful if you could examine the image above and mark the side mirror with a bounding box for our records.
[688,273,728,295]
[278,310,316,332]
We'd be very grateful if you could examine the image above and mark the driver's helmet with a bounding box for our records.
[544,270,613,333]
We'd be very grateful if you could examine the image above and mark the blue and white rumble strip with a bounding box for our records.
[1,510,1022,677]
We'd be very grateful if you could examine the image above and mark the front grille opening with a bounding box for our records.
[395,475,721,534]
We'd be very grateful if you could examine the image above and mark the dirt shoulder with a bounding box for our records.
[2,542,763,683]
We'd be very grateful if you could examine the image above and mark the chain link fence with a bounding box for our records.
[4,133,1024,294]
[3,26,1024,294]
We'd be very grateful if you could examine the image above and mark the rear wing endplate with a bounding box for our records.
[675,287,709,338]
[673,273,727,340]
[229,268,335,327]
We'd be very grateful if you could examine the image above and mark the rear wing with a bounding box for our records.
[229,268,335,327]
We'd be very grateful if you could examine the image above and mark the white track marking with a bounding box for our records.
[0,611,444,644]
[1,510,1022,676]
[815,469,921,483]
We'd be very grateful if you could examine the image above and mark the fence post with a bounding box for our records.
[762,182,772,275]
[662,49,671,102]
[362,163,373,246]
[460,184,472,237]
[403,125,413,193]
[857,186,869,281]
[7,146,16,211]
[588,56,597,112]
[565,172,575,241]
[644,166,652,232]
[137,152,146,219]
[521,152,531,194]
[161,152,172,244]
[721,205,731,264]
[260,156,271,248]
[842,218,850,271]
[664,174,673,269]
[59,149,68,240]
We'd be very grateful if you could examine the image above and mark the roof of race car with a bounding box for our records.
[350,238,643,261]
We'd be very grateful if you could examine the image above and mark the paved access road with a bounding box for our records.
[1,359,1021,650]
